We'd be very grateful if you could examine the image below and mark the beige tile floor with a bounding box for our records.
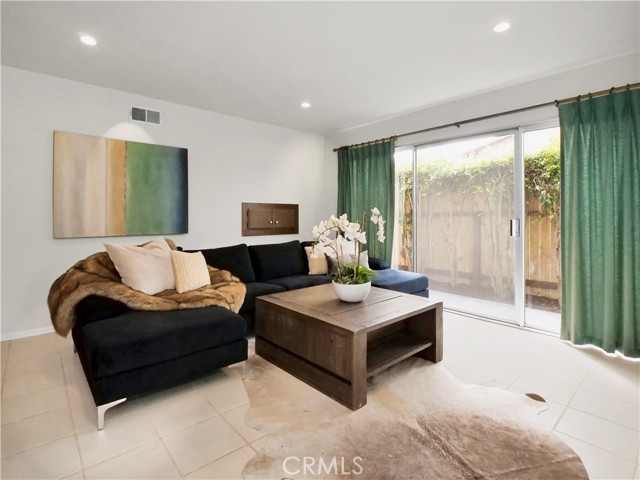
[1,313,639,479]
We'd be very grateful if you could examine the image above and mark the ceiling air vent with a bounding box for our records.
[130,107,161,125]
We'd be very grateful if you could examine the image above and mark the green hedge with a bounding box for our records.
[396,141,560,220]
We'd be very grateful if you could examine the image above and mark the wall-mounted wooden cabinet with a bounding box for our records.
[242,203,299,236]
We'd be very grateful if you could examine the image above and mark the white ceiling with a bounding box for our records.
[2,1,638,134]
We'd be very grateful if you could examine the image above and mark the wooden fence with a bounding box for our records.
[524,197,561,302]
[393,193,560,303]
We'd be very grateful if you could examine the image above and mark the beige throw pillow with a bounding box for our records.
[170,251,211,293]
[305,246,329,275]
[104,238,175,295]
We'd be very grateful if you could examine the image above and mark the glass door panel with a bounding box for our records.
[415,133,517,323]
[392,148,414,271]
[523,126,561,333]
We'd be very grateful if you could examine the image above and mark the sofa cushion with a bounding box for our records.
[81,306,246,378]
[191,244,255,283]
[267,274,332,291]
[240,282,286,313]
[249,241,307,281]
[241,309,256,333]
[75,296,130,326]
[369,257,391,270]
[371,269,428,294]
[87,339,248,405]
[412,290,430,298]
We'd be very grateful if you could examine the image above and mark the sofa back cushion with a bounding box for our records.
[249,240,307,281]
[191,244,255,283]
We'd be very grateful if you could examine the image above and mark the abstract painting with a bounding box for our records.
[53,131,188,238]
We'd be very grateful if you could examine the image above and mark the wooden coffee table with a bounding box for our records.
[255,284,443,410]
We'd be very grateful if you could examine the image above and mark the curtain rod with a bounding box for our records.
[333,135,398,152]
[333,82,640,152]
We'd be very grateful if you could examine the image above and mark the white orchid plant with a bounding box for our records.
[312,208,386,284]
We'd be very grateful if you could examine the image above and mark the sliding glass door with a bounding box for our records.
[414,132,517,323]
[523,126,561,332]
[393,123,561,333]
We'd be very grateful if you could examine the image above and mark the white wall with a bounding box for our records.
[1,66,330,339]
[3,54,638,339]
[323,54,640,207]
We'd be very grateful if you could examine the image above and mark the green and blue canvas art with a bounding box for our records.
[53,131,188,238]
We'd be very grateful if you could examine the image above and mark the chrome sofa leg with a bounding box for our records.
[97,398,127,430]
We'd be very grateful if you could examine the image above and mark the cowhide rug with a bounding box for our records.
[241,353,588,479]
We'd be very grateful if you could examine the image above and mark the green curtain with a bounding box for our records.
[337,140,395,261]
[559,89,640,357]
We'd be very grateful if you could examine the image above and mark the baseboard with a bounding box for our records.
[1,326,55,341]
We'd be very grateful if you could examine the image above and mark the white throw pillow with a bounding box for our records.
[305,246,329,275]
[327,250,370,275]
[104,238,175,295]
[170,250,211,293]
[335,236,356,258]
[351,250,370,269]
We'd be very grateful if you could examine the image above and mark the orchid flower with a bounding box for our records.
[311,207,385,284]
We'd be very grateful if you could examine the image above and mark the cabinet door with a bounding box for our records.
[247,208,273,229]
[273,208,296,230]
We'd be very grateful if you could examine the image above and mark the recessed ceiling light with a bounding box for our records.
[80,35,97,46]
[301,102,311,109]
[493,22,511,33]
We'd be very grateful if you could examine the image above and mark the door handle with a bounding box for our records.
[510,219,520,237]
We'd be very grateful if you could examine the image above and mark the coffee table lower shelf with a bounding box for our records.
[367,332,433,377]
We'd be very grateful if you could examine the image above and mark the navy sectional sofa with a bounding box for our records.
[72,239,428,429]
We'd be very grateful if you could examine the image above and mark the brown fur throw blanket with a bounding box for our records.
[48,249,246,337]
